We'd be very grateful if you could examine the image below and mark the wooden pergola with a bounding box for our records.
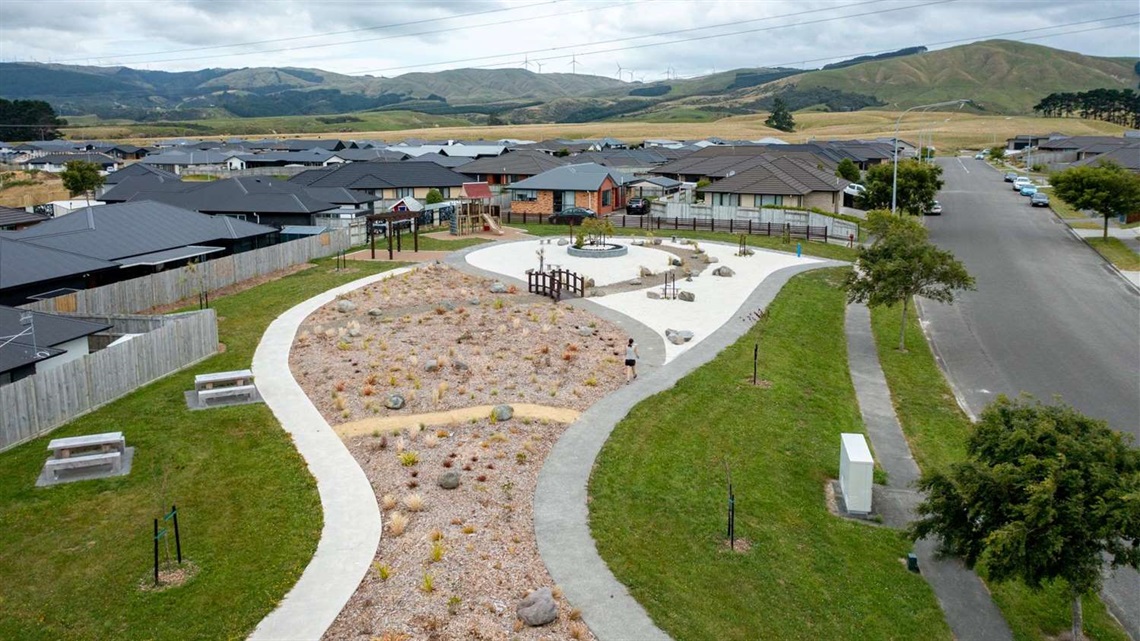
[366,210,421,260]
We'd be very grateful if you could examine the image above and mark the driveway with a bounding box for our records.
[920,156,1140,638]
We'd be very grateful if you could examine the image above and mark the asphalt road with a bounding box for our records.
[919,156,1140,639]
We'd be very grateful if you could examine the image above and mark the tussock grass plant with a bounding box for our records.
[387,512,408,537]
[403,493,424,512]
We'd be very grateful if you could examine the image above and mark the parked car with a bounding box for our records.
[1004,171,1019,182]
[1012,176,1032,190]
[1030,192,1050,207]
[843,183,867,197]
[1019,185,1038,196]
[626,197,649,215]
[974,152,986,160]
[548,207,597,224]
[926,200,943,215]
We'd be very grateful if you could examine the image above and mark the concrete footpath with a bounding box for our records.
[845,303,1013,641]
[248,267,412,641]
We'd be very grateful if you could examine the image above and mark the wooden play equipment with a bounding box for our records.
[450,182,503,236]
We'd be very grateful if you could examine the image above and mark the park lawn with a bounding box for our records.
[1086,237,1140,271]
[870,302,1129,641]
[0,257,402,641]
[589,269,952,641]
[505,222,859,262]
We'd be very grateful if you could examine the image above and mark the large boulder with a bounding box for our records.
[516,587,558,627]
[669,257,683,267]
[491,404,514,422]
[556,238,570,246]
[437,471,460,490]
[678,291,696,302]
[336,299,357,313]
[714,266,735,277]
[668,332,687,345]
[639,266,654,278]
[385,394,405,410]
[646,290,662,300]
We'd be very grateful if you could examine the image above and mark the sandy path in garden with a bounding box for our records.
[335,403,581,438]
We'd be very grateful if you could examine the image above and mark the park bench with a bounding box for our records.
[194,369,253,390]
[197,384,258,404]
[43,432,126,480]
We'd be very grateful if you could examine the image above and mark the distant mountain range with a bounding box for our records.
[0,40,1135,126]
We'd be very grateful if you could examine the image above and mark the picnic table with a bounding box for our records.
[194,369,253,391]
[44,432,126,480]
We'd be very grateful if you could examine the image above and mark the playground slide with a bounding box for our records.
[481,213,504,235]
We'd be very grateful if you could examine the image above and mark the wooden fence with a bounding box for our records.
[501,212,836,243]
[0,309,219,452]
[19,229,350,315]
[527,268,585,301]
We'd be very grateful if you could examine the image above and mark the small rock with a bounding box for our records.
[665,328,678,337]
[385,394,405,410]
[452,360,469,372]
[468,297,481,306]
[678,291,696,302]
[590,289,604,297]
[650,238,663,245]
[647,291,662,300]
[556,238,570,246]
[707,256,720,263]
[632,240,645,246]
[489,282,508,294]
[629,278,643,286]
[678,330,695,342]
[492,404,514,422]
[517,587,558,627]
[425,359,440,373]
[336,299,356,313]
[715,266,735,277]
[670,257,683,267]
[668,333,687,345]
[577,326,595,337]
[584,277,595,288]
[442,301,456,311]
[639,266,654,278]
[438,471,460,490]
[367,308,383,316]
[347,327,361,337]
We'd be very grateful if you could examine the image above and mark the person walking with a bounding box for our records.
[624,338,639,383]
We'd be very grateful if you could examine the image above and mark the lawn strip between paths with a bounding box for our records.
[871,301,1131,641]
[0,258,402,641]
[587,268,952,641]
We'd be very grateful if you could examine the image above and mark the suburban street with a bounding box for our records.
[920,156,1140,638]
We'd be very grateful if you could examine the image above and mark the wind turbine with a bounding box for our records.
[522,54,532,71]
[535,61,544,74]
[625,69,636,82]
[615,62,624,80]
[568,53,580,74]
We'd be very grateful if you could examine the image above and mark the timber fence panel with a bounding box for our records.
[0,378,37,448]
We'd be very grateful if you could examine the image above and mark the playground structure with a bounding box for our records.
[449,182,504,237]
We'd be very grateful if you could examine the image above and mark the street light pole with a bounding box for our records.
[892,99,970,215]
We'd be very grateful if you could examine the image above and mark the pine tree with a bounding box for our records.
[765,97,795,132]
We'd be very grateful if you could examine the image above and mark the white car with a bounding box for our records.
[844,183,866,197]
[1012,176,1032,191]
[974,152,986,160]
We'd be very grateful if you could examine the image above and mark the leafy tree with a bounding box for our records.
[424,188,444,205]
[764,97,795,132]
[60,160,105,207]
[987,147,1005,162]
[0,98,67,141]
[836,158,861,183]
[909,396,1140,641]
[1050,161,1140,239]
[845,210,974,350]
[858,160,944,216]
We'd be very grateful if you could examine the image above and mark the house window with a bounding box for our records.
[437,187,450,198]
[712,193,739,207]
[602,190,611,206]
[513,189,538,202]
[757,195,784,207]
[396,187,414,198]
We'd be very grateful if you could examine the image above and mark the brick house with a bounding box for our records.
[698,156,847,214]
[505,163,631,215]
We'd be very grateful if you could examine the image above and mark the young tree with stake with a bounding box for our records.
[60,160,105,208]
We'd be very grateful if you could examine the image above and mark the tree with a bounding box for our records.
[60,160,105,207]
[764,97,796,132]
[836,158,861,183]
[858,160,944,216]
[1050,161,1140,239]
[987,146,1005,162]
[909,396,1140,641]
[486,113,506,126]
[845,210,974,350]
[0,98,67,141]
[424,188,444,205]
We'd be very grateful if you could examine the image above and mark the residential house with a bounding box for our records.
[288,161,469,206]
[506,163,631,215]
[0,205,49,231]
[459,150,570,187]
[23,153,120,173]
[0,306,112,385]
[1005,133,1065,151]
[94,144,148,161]
[140,150,239,175]
[1071,141,1140,173]
[697,156,848,213]
[627,176,683,198]
[405,153,475,169]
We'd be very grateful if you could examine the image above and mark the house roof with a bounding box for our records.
[0,305,112,375]
[235,149,337,164]
[0,234,118,291]
[574,149,671,168]
[334,148,409,162]
[7,201,275,262]
[1037,136,1131,151]
[700,156,846,196]
[104,162,180,184]
[287,161,469,190]
[0,206,49,228]
[105,176,343,215]
[461,182,493,199]
[629,176,683,188]
[459,150,570,176]
[506,163,632,192]
[25,153,118,167]
[405,152,474,168]
[1071,142,1140,171]
[140,150,238,166]
[302,186,381,205]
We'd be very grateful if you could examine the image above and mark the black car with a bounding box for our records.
[1030,192,1050,207]
[548,207,597,224]
[1003,171,1019,182]
[626,197,649,215]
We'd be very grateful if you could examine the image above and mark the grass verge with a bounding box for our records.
[589,269,951,641]
[1086,237,1140,271]
[0,257,402,641]
[870,302,1129,641]
[506,223,859,262]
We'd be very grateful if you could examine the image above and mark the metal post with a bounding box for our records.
[753,343,758,385]
[154,519,160,585]
[172,505,182,564]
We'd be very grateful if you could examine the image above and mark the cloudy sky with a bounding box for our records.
[0,0,1136,79]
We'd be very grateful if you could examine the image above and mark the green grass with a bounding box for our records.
[869,302,1129,641]
[1047,194,1092,221]
[0,257,402,641]
[589,269,951,641]
[1087,238,1140,271]
[505,223,859,262]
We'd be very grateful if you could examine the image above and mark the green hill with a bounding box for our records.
[786,40,1137,114]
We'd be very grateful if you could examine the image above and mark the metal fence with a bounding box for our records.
[500,212,845,243]
[0,309,218,452]
[19,229,350,315]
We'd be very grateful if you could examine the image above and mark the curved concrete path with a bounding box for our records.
[249,267,413,641]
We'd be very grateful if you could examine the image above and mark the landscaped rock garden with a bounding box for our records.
[290,264,627,424]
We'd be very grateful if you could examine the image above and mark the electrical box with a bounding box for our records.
[840,433,874,514]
